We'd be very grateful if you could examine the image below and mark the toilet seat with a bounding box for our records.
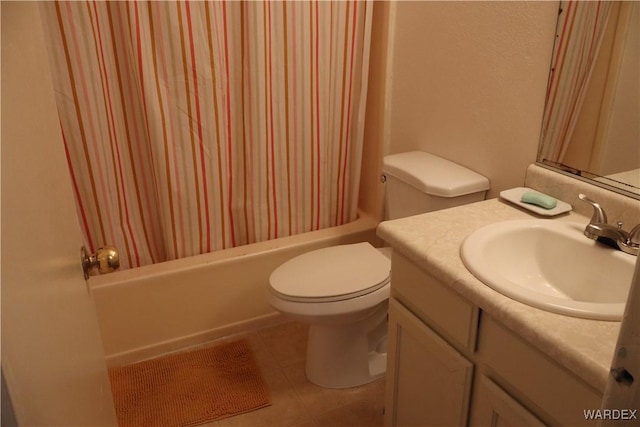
[269,242,391,303]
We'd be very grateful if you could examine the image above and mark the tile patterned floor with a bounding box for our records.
[201,321,386,427]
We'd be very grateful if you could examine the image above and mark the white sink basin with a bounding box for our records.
[460,220,634,320]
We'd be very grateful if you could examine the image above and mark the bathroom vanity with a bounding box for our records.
[377,167,640,426]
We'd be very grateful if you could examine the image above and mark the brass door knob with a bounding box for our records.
[81,246,120,279]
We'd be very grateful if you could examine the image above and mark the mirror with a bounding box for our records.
[538,1,639,198]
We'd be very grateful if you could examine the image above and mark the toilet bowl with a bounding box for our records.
[268,243,392,389]
[268,151,490,389]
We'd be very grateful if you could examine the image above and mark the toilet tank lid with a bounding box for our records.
[382,151,490,197]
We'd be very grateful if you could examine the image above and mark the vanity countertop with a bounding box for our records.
[377,197,623,393]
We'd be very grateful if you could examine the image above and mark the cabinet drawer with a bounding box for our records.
[478,315,603,426]
[390,252,478,351]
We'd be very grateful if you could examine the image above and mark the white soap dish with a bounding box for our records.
[500,187,572,217]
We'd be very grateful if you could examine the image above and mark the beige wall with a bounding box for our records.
[600,2,640,176]
[563,2,622,173]
[384,1,559,199]
[358,1,393,220]
[564,1,640,177]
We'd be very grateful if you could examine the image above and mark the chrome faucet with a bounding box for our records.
[578,194,639,256]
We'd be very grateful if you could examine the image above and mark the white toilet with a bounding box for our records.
[268,151,489,389]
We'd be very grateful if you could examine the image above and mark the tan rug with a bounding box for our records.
[108,339,272,427]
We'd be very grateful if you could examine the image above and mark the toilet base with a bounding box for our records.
[304,305,388,389]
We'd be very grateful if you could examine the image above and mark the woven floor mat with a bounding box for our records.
[108,339,271,427]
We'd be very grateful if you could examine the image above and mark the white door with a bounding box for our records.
[1,2,118,426]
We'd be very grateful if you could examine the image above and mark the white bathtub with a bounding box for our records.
[89,212,381,367]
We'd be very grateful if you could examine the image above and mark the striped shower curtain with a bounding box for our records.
[40,1,372,270]
[539,0,613,163]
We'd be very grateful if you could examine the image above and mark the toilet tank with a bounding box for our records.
[382,151,490,220]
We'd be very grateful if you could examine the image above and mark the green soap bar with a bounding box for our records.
[520,192,557,209]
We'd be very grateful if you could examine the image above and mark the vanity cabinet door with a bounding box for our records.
[385,299,473,427]
[470,375,545,427]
